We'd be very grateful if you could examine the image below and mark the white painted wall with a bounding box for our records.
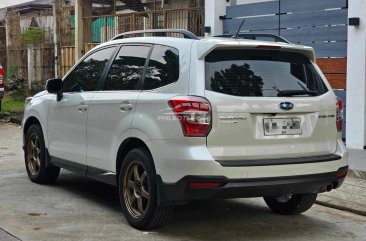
[204,0,230,36]
[346,0,366,149]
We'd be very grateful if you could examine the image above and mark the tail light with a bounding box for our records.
[336,97,343,132]
[0,79,4,89]
[168,96,212,137]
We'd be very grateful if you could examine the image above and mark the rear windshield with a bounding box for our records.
[205,49,328,97]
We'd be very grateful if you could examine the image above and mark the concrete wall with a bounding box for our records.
[346,0,366,149]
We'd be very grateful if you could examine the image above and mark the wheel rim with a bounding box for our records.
[123,161,150,218]
[275,194,293,203]
[26,133,41,176]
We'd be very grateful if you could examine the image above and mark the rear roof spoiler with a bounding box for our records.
[196,42,316,62]
[214,33,290,44]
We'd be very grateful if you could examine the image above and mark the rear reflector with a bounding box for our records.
[189,182,223,188]
[336,171,347,178]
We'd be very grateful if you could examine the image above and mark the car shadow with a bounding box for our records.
[51,171,336,241]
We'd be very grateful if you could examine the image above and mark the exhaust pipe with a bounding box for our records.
[326,184,333,192]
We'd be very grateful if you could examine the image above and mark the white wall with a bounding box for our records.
[346,0,366,149]
[204,0,230,36]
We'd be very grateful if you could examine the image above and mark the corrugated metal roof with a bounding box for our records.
[0,0,53,9]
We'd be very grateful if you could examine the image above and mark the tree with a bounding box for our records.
[210,63,264,96]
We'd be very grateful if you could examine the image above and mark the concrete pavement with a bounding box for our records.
[0,228,20,241]
[348,148,366,179]
[1,122,366,241]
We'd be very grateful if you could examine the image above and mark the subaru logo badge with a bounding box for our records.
[279,102,294,110]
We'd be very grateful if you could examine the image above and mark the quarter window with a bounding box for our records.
[104,45,150,91]
[144,45,179,90]
[63,47,116,92]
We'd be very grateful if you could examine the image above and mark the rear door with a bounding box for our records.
[86,45,151,171]
[204,48,337,161]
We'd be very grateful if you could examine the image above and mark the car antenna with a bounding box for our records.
[232,18,245,39]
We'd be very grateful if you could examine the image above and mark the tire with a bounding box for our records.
[24,124,60,184]
[118,148,173,230]
[264,193,317,215]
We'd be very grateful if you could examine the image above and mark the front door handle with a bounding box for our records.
[78,103,88,112]
[120,101,133,111]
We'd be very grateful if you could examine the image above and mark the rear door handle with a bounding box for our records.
[78,103,88,112]
[120,101,133,111]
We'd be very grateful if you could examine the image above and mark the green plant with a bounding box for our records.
[6,62,17,80]
[21,28,46,45]
[1,92,25,112]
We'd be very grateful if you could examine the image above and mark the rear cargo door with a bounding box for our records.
[204,48,338,161]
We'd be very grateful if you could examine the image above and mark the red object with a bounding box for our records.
[336,97,343,132]
[336,171,347,178]
[0,66,4,88]
[168,96,212,137]
[255,45,282,49]
[189,182,223,188]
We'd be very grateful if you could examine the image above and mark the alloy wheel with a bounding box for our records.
[123,161,150,218]
[26,133,41,176]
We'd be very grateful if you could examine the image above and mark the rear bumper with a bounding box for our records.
[151,138,348,183]
[157,166,348,205]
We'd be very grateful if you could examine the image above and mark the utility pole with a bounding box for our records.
[5,10,10,81]
[53,0,61,78]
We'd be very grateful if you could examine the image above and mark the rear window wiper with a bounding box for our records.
[277,90,318,97]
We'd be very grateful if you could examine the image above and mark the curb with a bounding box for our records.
[348,169,366,180]
[316,200,366,217]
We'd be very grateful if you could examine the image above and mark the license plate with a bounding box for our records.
[263,118,302,136]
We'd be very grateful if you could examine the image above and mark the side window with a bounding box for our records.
[103,45,150,91]
[144,45,179,90]
[63,47,116,92]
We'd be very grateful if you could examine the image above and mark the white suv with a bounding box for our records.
[22,29,348,229]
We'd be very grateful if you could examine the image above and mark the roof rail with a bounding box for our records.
[111,29,200,41]
[215,33,290,44]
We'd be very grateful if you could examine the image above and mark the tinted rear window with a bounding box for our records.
[205,49,328,97]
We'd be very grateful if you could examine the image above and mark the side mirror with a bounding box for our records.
[46,78,63,101]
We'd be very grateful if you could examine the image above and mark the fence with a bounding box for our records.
[60,46,75,77]
[82,8,204,44]
[5,10,55,85]
[60,7,204,77]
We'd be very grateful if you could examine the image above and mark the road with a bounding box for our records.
[0,122,366,241]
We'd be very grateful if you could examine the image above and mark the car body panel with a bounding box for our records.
[47,92,95,165]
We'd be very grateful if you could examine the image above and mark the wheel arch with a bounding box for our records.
[23,116,43,139]
[116,137,154,178]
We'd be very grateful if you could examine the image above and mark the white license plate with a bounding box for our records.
[263,118,302,136]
